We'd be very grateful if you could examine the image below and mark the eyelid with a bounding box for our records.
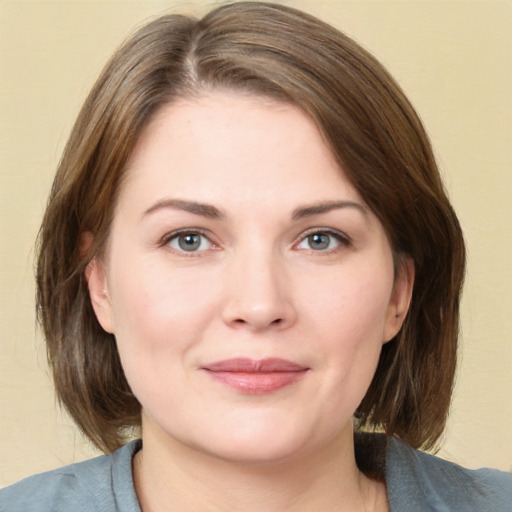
[294,227,351,250]
[159,227,351,253]
[160,228,219,252]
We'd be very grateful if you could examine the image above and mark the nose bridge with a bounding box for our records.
[222,239,295,331]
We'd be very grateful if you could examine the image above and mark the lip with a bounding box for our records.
[201,358,309,394]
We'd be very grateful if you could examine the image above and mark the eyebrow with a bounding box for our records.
[142,198,366,221]
[142,199,225,219]
[291,200,367,220]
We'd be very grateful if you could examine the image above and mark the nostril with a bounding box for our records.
[231,317,283,328]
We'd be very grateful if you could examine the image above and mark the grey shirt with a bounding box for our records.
[1,437,511,511]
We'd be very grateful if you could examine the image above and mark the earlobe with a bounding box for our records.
[383,257,415,343]
[85,258,115,334]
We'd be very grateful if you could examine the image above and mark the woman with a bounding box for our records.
[1,2,510,511]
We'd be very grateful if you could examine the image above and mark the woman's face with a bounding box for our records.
[88,92,412,463]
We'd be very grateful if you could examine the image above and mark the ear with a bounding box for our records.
[85,258,115,334]
[383,256,415,343]
[82,232,115,334]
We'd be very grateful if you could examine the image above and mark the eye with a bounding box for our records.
[296,230,348,251]
[166,231,213,252]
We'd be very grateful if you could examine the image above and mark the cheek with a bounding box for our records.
[303,258,394,394]
[107,257,219,356]
[106,261,221,410]
[307,259,394,342]
[329,284,392,391]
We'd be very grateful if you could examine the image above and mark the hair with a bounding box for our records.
[37,1,465,455]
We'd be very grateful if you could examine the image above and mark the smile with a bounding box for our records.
[201,358,309,394]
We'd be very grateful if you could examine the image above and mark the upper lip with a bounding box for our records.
[201,358,308,372]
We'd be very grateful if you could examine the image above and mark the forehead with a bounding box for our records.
[119,91,362,210]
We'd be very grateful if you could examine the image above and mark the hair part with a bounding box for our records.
[37,1,465,454]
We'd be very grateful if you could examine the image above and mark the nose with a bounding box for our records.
[221,249,297,332]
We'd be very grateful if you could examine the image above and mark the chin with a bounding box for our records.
[184,419,346,467]
[196,437,310,466]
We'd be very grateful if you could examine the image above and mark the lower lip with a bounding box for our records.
[205,370,308,394]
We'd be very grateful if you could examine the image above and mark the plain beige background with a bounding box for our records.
[1,0,511,487]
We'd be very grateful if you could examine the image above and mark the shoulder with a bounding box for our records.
[0,440,141,512]
[386,437,512,512]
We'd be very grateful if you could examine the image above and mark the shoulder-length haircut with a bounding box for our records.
[37,1,465,454]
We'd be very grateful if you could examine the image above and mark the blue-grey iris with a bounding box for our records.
[178,234,201,251]
[308,233,330,250]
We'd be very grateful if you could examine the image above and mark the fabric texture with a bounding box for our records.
[0,441,141,512]
[1,437,511,511]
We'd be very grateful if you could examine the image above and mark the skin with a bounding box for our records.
[87,91,413,511]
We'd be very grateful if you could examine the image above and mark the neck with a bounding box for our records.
[133,420,386,512]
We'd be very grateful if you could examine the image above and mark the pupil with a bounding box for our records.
[179,234,200,251]
[309,233,329,250]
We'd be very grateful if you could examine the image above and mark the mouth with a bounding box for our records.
[201,358,309,395]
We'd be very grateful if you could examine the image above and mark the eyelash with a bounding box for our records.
[161,229,216,256]
[294,228,351,254]
[160,228,351,255]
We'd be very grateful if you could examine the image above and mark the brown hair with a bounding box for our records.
[37,1,465,454]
